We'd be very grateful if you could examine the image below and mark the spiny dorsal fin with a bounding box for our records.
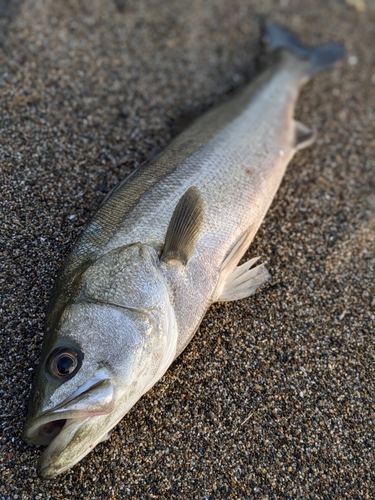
[293,120,317,151]
[161,186,204,265]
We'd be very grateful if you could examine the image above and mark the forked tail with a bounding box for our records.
[265,24,345,77]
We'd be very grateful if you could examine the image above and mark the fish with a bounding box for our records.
[22,24,344,478]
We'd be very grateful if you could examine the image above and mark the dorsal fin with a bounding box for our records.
[161,187,204,265]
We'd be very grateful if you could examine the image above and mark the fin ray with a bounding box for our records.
[216,261,270,302]
[265,24,345,77]
[293,120,317,151]
[161,186,204,264]
[213,228,270,303]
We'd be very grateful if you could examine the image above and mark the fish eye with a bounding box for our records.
[47,347,82,380]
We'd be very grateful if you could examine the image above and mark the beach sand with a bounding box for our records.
[1,0,374,497]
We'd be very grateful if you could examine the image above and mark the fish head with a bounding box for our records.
[22,243,177,478]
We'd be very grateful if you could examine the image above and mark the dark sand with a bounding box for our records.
[1,0,374,498]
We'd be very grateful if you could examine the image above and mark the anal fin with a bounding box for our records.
[293,120,317,151]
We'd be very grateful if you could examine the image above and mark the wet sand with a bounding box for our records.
[1,0,374,498]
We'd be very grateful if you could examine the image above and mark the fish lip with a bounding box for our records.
[38,463,63,480]
[22,378,116,478]
[37,458,77,480]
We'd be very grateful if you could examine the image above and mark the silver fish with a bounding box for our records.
[22,25,344,478]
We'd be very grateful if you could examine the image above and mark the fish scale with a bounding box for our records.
[100,64,297,254]
[22,24,344,478]
[112,59,303,351]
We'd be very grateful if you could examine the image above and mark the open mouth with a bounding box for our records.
[35,419,67,446]
[23,411,101,450]
[22,378,116,478]
[37,415,94,479]
[23,378,115,446]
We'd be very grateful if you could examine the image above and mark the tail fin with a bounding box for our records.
[265,24,344,76]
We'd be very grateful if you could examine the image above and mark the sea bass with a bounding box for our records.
[22,25,344,478]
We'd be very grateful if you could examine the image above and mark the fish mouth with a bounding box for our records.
[22,378,115,478]
[37,415,95,479]
[34,418,68,446]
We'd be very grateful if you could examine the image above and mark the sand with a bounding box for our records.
[1,0,374,498]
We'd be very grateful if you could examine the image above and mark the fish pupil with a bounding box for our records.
[57,356,75,375]
[47,346,82,380]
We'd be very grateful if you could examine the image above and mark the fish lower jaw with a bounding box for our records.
[36,415,98,479]
[36,402,138,478]
[37,437,91,480]
[38,457,67,480]
[37,445,86,480]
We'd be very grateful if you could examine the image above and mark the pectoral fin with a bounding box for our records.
[213,227,270,302]
[161,186,204,265]
[293,120,316,151]
[215,257,271,302]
